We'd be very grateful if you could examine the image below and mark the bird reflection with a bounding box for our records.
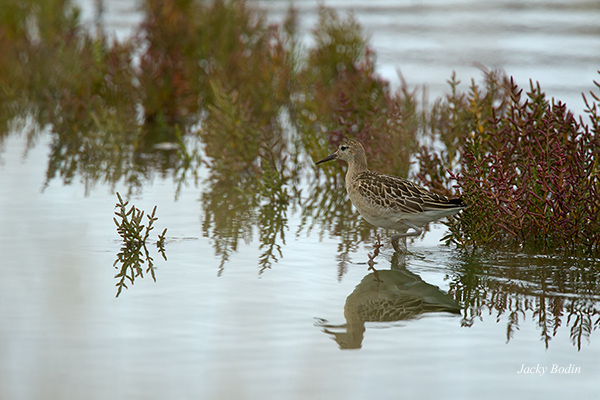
[319,253,461,349]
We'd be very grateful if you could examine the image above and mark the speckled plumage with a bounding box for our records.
[315,140,466,251]
[352,170,462,213]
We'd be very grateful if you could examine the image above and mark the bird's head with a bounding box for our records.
[315,140,365,165]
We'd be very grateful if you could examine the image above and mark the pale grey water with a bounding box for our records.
[2,1,600,399]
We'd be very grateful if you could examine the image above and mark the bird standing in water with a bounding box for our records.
[315,140,465,251]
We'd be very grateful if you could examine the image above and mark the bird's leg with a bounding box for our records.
[391,222,423,252]
[403,221,423,237]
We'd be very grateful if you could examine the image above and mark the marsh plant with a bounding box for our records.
[415,70,600,257]
[113,192,167,297]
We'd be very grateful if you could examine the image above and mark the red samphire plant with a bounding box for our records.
[419,73,600,256]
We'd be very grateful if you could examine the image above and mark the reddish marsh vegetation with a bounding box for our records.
[416,71,600,256]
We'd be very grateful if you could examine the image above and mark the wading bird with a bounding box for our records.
[315,140,465,251]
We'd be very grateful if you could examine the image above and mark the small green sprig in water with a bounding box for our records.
[113,192,167,297]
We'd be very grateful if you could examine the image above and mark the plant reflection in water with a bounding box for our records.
[199,144,291,275]
[198,82,294,275]
[449,251,600,350]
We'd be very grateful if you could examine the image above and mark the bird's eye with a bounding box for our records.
[340,145,348,151]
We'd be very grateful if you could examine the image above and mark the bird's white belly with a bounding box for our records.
[352,199,460,232]
[354,204,411,231]
[361,212,407,230]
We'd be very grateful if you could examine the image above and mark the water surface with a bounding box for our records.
[2,132,599,399]
[2,1,600,399]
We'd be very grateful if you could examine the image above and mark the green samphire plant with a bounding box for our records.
[113,192,167,297]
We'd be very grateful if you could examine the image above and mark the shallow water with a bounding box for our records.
[2,1,600,399]
[2,132,599,399]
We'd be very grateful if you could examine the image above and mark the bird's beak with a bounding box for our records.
[315,152,338,165]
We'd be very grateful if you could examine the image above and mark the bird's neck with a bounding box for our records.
[345,158,368,186]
